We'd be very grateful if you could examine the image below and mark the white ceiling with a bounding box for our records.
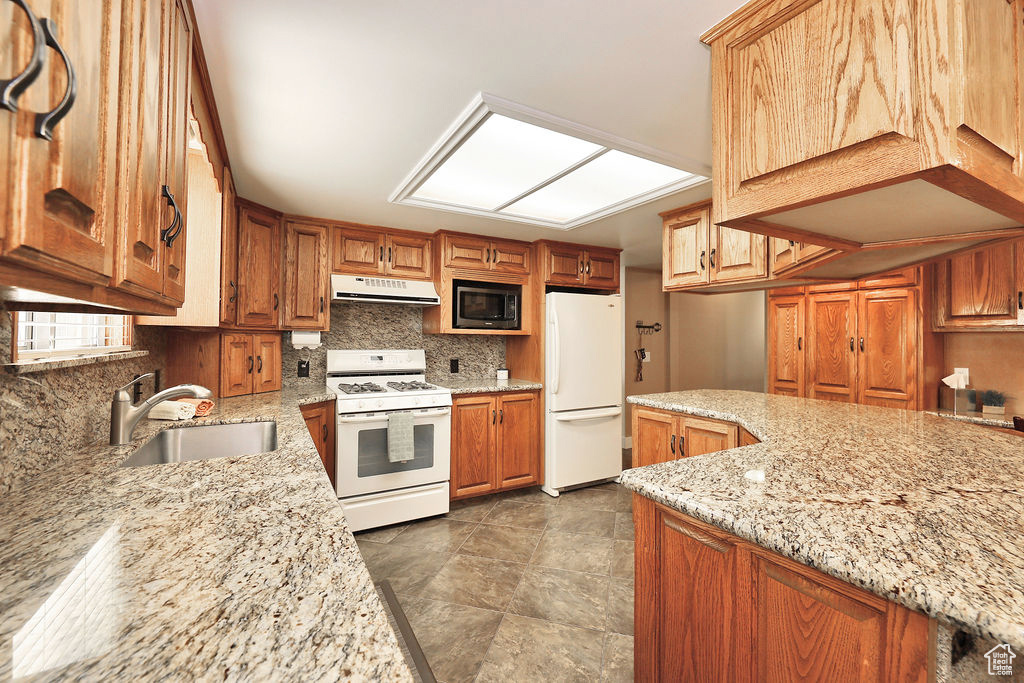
[192,0,746,267]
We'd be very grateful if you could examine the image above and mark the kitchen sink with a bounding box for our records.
[120,421,278,468]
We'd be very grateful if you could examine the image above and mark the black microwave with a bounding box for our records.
[454,282,521,330]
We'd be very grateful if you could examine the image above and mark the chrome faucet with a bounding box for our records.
[110,373,213,445]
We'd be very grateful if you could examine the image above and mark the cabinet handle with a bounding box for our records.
[256,355,263,373]
[273,293,279,310]
[485,248,490,263]
[322,424,328,442]
[710,248,717,269]
[663,517,730,554]
[160,185,180,245]
[388,246,392,263]
[670,434,676,454]
[492,409,496,424]
[499,408,504,424]
[699,250,705,271]
[379,245,384,262]
[586,260,591,275]
[0,0,46,112]
[849,337,854,352]
[247,355,253,373]
[319,296,324,314]
[34,18,76,141]
[228,280,237,302]
[789,240,795,247]
[165,201,183,247]
[859,337,865,352]
[493,249,500,265]
[1019,291,1022,310]
[797,336,802,351]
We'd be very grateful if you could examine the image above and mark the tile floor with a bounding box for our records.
[354,482,635,683]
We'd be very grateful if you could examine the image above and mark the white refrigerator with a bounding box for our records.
[542,291,624,496]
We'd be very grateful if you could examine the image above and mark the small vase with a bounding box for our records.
[982,405,1006,415]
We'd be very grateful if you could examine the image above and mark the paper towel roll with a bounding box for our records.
[291,331,321,349]
[942,372,967,390]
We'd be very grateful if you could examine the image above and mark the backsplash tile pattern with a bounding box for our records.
[0,306,167,493]
[281,303,505,389]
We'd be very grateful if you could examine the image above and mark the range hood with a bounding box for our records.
[331,274,440,306]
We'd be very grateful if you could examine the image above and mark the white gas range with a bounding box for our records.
[326,350,452,532]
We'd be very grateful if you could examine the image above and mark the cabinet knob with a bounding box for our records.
[34,18,77,141]
[0,0,45,112]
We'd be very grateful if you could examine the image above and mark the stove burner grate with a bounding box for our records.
[386,381,437,392]
[337,382,387,394]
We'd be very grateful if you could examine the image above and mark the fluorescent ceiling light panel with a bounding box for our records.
[501,150,694,223]
[411,115,601,210]
[391,94,709,230]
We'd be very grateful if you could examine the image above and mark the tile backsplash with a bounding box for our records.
[281,303,505,389]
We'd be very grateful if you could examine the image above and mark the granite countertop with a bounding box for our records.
[620,390,1024,649]
[0,386,413,681]
[433,377,543,395]
[929,409,1017,430]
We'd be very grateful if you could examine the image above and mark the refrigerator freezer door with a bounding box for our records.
[546,292,623,413]
[544,406,623,491]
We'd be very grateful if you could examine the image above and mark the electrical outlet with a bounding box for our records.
[954,367,970,385]
[297,359,310,378]
[450,358,459,373]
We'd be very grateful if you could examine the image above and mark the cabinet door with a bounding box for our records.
[933,240,1024,329]
[115,0,174,298]
[544,244,585,285]
[663,213,709,288]
[857,289,917,410]
[632,407,679,466]
[236,206,281,328]
[219,167,238,324]
[386,232,432,280]
[301,402,335,487]
[807,292,857,403]
[770,239,798,275]
[283,220,329,329]
[451,395,497,498]
[681,416,737,458]
[332,225,384,275]
[496,392,539,489]
[768,295,805,397]
[219,333,253,397]
[491,240,531,275]
[652,508,743,682]
[159,0,191,303]
[253,333,281,393]
[710,226,766,283]
[584,249,619,289]
[4,0,121,286]
[796,243,830,263]
[751,553,889,682]
[443,234,490,270]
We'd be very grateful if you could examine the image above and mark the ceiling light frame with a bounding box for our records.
[389,93,710,230]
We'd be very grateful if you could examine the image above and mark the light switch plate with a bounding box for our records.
[954,367,969,385]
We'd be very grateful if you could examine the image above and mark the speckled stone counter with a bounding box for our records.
[929,409,1017,430]
[621,390,1024,650]
[0,387,413,681]
[433,377,543,395]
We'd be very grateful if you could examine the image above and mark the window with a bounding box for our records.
[13,312,131,361]
[391,93,709,229]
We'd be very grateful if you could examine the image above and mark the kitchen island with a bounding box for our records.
[621,390,1024,681]
[0,388,413,681]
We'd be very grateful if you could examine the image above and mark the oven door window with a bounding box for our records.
[459,290,507,321]
[356,424,435,476]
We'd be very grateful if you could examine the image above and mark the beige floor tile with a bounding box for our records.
[509,566,609,630]
[420,554,526,611]
[446,496,499,522]
[615,487,634,513]
[459,523,542,563]
[398,595,503,683]
[531,530,613,575]
[606,579,634,636]
[602,632,634,682]
[611,539,634,579]
[481,500,553,530]
[475,614,605,683]
[557,486,620,511]
[614,512,635,541]
[547,506,616,538]
[353,523,408,544]
[356,541,451,594]
[389,517,476,552]
[500,486,560,506]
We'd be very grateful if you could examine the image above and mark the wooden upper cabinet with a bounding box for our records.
[332,225,384,275]
[220,167,238,325]
[770,238,798,275]
[220,332,253,398]
[584,248,619,289]
[857,288,917,410]
[283,220,329,330]
[806,291,857,403]
[236,204,281,328]
[491,240,531,275]
[3,0,122,286]
[710,225,765,282]
[440,232,531,276]
[253,333,281,393]
[768,295,805,397]
[542,243,584,286]
[539,241,619,289]
[495,392,539,489]
[663,206,710,288]
[933,239,1024,330]
[451,394,497,499]
[703,0,1024,249]
[386,232,432,280]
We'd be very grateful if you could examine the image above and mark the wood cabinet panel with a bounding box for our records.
[219,333,253,398]
[632,407,677,467]
[663,208,710,288]
[933,239,1024,330]
[386,233,432,280]
[768,295,805,397]
[443,234,490,271]
[770,239,798,275]
[859,267,918,290]
[807,292,857,403]
[236,205,281,328]
[451,395,497,498]
[283,220,329,329]
[543,244,584,286]
[253,333,281,393]
[857,289,916,409]
[711,225,765,282]
[301,401,335,488]
[681,416,737,458]
[491,240,531,275]
[584,249,619,289]
[332,225,384,275]
[496,392,539,489]
[220,167,238,324]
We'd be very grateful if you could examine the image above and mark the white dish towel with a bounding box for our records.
[148,400,197,421]
[387,412,415,463]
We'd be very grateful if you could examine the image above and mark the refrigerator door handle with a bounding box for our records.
[553,407,622,422]
[549,304,561,395]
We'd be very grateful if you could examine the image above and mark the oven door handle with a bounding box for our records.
[337,408,451,424]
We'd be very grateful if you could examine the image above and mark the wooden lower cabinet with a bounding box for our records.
[300,401,335,488]
[219,332,281,397]
[635,496,934,682]
[451,391,540,499]
[632,406,738,467]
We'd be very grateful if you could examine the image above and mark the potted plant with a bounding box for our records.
[981,390,1006,415]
